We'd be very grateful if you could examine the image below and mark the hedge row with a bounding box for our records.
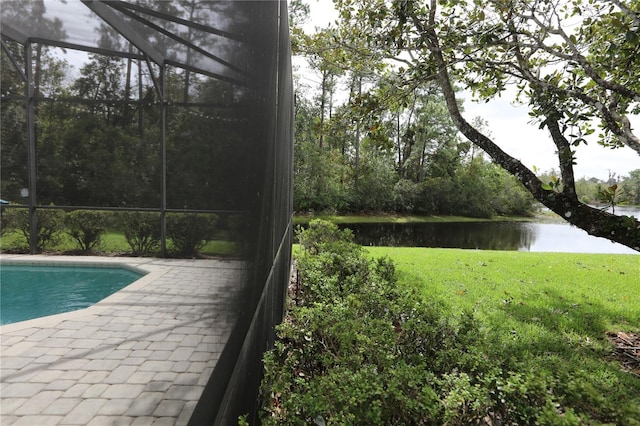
[0,209,219,256]
[257,220,592,424]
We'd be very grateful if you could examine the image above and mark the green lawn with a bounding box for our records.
[365,247,640,419]
[366,247,639,329]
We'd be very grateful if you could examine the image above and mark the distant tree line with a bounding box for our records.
[1,43,252,211]
[293,90,539,217]
[289,0,640,224]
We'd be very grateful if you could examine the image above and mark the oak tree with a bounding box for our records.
[334,0,640,251]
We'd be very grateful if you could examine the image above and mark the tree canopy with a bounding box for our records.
[325,0,640,251]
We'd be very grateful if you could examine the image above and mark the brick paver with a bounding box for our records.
[1,255,244,425]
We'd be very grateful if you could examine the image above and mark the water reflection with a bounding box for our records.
[338,221,638,254]
[342,222,534,250]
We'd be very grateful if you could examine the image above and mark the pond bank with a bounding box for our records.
[293,213,552,225]
[294,213,638,254]
[293,206,640,226]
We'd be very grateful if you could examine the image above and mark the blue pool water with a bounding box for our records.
[0,264,143,325]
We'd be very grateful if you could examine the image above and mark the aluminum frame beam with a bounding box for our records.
[82,0,165,66]
[0,21,28,44]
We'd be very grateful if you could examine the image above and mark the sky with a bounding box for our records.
[298,0,640,181]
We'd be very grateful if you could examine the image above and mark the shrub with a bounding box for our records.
[5,207,64,252]
[166,212,218,256]
[1,209,13,236]
[258,220,599,424]
[260,220,491,424]
[392,179,419,213]
[64,210,107,252]
[415,177,460,215]
[120,211,161,255]
[348,156,396,212]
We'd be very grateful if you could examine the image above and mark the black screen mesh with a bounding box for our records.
[1,1,293,423]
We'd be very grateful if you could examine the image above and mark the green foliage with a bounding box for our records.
[294,141,348,212]
[120,211,161,255]
[414,177,459,215]
[262,220,613,424]
[64,210,107,252]
[392,179,419,213]
[4,207,64,252]
[547,169,640,208]
[264,220,486,423]
[297,219,356,255]
[350,155,396,212]
[166,213,218,256]
[541,175,563,192]
[368,246,640,424]
[409,159,536,218]
[460,159,536,217]
[1,208,13,236]
[622,169,640,205]
[598,183,625,213]
[236,414,249,426]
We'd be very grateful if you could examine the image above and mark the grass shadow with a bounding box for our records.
[485,286,640,422]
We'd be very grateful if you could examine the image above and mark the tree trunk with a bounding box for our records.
[354,76,362,189]
[124,51,132,126]
[417,12,640,252]
[418,142,427,183]
[396,112,403,177]
[319,69,328,149]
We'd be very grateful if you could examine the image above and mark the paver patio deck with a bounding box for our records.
[0,255,246,425]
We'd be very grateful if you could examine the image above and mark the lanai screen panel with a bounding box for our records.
[0,0,252,77]
[0,1,266,210]
[1,1,294,423]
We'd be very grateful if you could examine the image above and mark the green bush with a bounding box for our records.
[166,212,218,256]
[259,220,603,424]
[1,209,13,236]
[260,220,485,424]
[5,207,64,252]
[120,211,161,255]
[415,177,460,215]
[64,210,107,252]
[392,179,419,213]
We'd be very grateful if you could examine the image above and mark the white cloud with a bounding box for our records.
[463,94,640,180]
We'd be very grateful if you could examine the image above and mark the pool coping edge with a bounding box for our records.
[0,255,166,333]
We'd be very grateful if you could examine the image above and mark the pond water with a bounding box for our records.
[336,207,640,254]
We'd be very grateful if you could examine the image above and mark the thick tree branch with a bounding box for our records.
[457,46,640,156]
[472,4,640,156]
[607,0,640,31]
[536,14,640,101]
[599,102,640,153]
[545,116,578,199]
[410,4,640,252]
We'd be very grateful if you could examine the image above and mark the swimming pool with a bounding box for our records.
[0,263,144,325]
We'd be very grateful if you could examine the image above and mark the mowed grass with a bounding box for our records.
[366,247,639,330]
[366,247,640,417]
[366,247,640,410]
